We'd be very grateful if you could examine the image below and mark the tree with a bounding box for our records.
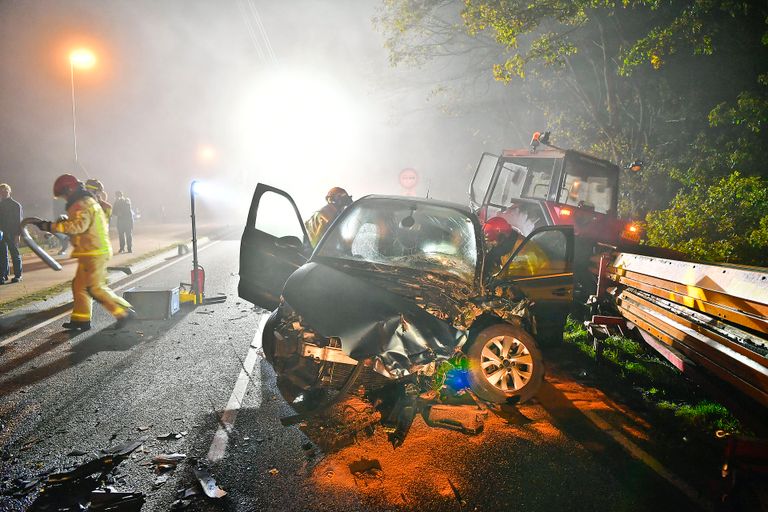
[645,172,768,265]
[376,1,768,218]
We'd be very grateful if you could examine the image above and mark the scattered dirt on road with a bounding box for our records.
[307,405,550,508]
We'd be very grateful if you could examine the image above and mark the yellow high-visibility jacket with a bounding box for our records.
[304,203,338,247]
[53,194,112,258]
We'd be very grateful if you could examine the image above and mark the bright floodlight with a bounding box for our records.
[69,49,96,69]
[190,180,205,196]
[236,69,369,198]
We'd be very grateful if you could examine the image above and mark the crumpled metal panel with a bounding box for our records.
[282,262,466,378]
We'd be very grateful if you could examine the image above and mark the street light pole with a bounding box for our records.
[69,59,79,165]
[68,49,95,168]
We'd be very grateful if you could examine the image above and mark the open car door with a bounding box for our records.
[488,225,574,309]
[238,183,311,310]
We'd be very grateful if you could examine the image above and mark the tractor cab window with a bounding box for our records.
[559,157,617,214]
[485,157,559,219]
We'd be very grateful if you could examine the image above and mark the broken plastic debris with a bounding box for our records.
[268,468,279,476]
[193,467,227,498]
[152,453,186,465]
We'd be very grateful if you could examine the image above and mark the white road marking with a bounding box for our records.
[579,408,713,511]
[207,313,265,462]
[0,240,221,348]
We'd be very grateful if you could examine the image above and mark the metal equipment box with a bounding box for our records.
[122,286,180,320]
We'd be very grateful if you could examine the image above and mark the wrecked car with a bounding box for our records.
[238,183,573,413]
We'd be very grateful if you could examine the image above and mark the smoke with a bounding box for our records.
[0,0,536,225]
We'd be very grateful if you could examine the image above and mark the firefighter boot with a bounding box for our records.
[110,308,137,330]
[62,320,91,331]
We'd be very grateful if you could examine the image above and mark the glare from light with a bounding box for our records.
[197,144,217,164]
[70,49,96,69]
[235,69,369,204]
[191,180,207,196]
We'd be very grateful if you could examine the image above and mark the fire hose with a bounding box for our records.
[20,217,63,271]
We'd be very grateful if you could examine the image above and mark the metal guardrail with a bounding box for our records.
[597,253,768,408]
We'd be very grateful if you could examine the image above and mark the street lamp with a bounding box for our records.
[69,48,96,166]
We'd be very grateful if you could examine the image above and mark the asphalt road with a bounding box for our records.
[0,237,707,511]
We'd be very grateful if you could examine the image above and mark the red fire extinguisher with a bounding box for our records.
[192,265,205,302]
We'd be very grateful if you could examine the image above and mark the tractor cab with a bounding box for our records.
[470,134,640,300]
[469,135,636,246]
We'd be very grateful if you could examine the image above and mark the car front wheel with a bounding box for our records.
[466,323,544,404]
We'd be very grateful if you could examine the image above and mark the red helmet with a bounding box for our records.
[483,216,513,243]
[53,174,80,198]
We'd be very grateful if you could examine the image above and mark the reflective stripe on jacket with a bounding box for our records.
[53,195,112,257]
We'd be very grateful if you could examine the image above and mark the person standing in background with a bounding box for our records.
[113,190,134,253]
[0,183,23,284]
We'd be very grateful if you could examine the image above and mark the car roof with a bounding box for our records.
[358,195,474,215]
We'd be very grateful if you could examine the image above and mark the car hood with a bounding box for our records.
[282,261,466,378]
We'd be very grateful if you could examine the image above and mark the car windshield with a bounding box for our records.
[316,198,478,283]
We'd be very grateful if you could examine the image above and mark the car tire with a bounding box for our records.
[261,307,281,364]
[466,323,544,404]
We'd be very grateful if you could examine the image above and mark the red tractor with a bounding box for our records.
[469,132,642,310]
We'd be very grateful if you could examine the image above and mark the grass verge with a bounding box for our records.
[563,316,743,436]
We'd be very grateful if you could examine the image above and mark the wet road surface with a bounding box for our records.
[0,238,707,511]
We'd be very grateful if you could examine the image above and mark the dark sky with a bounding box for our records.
[0,0,530,221]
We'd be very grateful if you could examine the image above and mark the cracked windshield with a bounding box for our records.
[317,199,478,283]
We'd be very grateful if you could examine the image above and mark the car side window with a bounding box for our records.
[255,191,305,240]
[499,229,569,278]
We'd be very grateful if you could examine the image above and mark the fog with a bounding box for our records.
[0,0,539,225]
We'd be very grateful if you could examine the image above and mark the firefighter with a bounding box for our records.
[483,216,520,277]
[85,178,112,219]
[33,174,134,331]
[483,216,551,278]
[304,187,352,247]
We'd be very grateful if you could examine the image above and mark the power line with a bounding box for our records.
[246,0,278,65]
[236,0,266,63]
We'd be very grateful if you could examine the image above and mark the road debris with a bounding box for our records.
[348,458,382,476]
[193,466,226,498]
[21,437,147,510]
[157,432,183,440]
[152,452,186,474]
[297,396,380,452]
[447,478,467,506]
[268,468,279,476]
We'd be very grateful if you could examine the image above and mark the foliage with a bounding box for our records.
[376,0,768,238]
[658,400,741,432]
[645,172,768,265]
